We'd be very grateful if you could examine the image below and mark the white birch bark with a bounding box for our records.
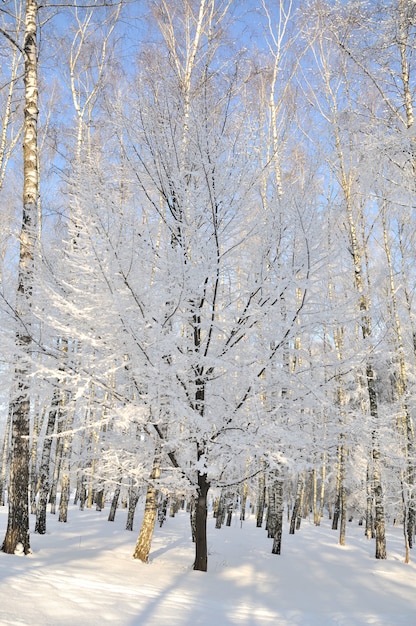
[133,444,162,562]
[2,0,38,556]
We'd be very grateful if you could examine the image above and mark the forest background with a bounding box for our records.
[0,0,416,573]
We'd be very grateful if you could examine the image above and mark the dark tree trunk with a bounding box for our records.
[158,497,168,527]
[407,499,414,550]
[126,486,139,531]
[95,488,104,511]
[226,498,233,527]
[79,479,87,511]
[2,391,31,554]
[332,491,340,531]
[108,481,121,522]
[193,472,210,572]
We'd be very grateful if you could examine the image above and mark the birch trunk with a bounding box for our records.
[58,344,73,524]
[49,416,64,515]
[271,475,284,555]
[2,0,38,555]
[240,482,248,522]
[267,481,276,539]
[338,115,386,559]
[133,445,161,562]
[256,468,266,528]
[313,467,319,526]
[319,454,326,522]
[381,206,415,555]
[289,474,304,535]
[365,462,375,539]
[35,389,59,534]
[310,18,387,559]
[0,412,11,506]
[29,400,42,515]
[339,482,347,547]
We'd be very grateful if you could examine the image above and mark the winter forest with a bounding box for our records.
[2,0,416,589]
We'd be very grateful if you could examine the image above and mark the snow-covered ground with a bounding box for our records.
[0,503,415,625]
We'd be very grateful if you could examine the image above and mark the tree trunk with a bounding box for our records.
[240,482,248,522]
[108,480,122,522]
[0,411,11,506]
[126,484,140,531]
[339,484,347,546]
[193,471,210,572]
[215,489,227,529]
[158,497,168,527]
[2,392,31,554]
[339,436,347,546]
[49,415,64,515]
[382,207,415,555]
[133,448,161,562]
[313,467,319,526]
[402,475,411,564]
[169,497,179,518]
[57,424,72,522]
[189,496,196,543]
[271,477,284,555]
[30,403,43,515]
[73,471,83,506]
[367,362,387,559]
[133,485,158,561]
[365,462,375,539]
[256,469,266,528]
[78,477,87,511]
[226,496,233,527]
[2,0,38,555]
[372,435,387,559]
[35,390,59,534]
[267,480,277,539]
[332,489,340,531]
[289,474,303,535]
[58,472,71,523]
[318,452,327,522]
[95,487,104,511]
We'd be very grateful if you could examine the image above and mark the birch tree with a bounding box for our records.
[2,0,39,555]
[326,0,416,559]
[300,0,389,558]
